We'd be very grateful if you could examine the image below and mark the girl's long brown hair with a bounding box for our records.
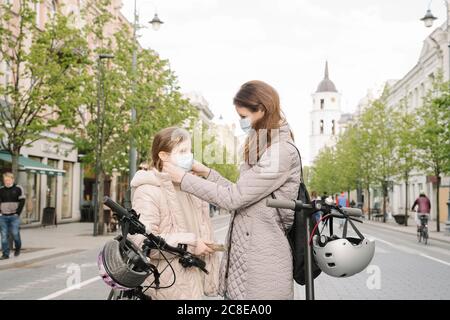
[234,80,291,164]
[150,127,190,171]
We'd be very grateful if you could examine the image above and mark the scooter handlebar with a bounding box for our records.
[266,198,363,217]
[266,198,314,210]
[340,207,363,217]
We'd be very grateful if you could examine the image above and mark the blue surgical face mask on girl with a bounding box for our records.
[239,117,252,134]
[173,152,194,172]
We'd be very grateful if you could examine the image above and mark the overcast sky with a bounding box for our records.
[121,0,447,164]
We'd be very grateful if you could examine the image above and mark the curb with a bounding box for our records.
[0,249,85,271]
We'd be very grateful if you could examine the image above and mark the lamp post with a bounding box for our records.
[129,1,164,181]
[420,0,450,234]
[93,53,114,237]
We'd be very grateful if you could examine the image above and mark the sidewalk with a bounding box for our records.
[363,215,450,244]
[0,222,114,271]
[0,215,230,271]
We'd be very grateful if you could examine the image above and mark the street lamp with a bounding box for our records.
[129,1,164,182]
[420,9,438,28]
[93,53,114,237]
[420,0,450,235]
[149,13,164,31]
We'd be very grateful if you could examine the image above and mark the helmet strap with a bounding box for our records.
[120,221,130,250]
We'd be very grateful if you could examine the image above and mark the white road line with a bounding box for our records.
[366,235,419,255]
[38,276,101,300]
[214,225,229,233]
[368,236,395,247]
[375,246,389,254]
[39,223,230,300]
[420,254,450,267]
[368,234,450,266]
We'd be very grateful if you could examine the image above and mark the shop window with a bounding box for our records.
[62,161,73,219]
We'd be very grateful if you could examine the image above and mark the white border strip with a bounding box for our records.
[38,276,101,300]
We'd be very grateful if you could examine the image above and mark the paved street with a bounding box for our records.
[0,215,449,300]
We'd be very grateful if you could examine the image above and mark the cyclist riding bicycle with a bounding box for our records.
[411,191,431,231]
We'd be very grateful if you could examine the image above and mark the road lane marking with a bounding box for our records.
[375,246,389,254]
[39,223,230,300]
[38,276,101,300]
[366,235,419,255]
[214,225,229,233]
[367,234,450,266]
[420,254,450,267]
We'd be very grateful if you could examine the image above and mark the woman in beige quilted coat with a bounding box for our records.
[163,80,301,300]
[130,127,220,300]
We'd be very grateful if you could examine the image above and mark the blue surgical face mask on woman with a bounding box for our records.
[173,152,194,172]
[239,117,252,134]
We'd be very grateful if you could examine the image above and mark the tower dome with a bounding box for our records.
[316,61,337,93]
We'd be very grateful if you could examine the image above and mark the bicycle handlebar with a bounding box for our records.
[103,196,208,274]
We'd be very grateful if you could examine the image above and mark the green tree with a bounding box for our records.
[0,0,88,177]
[415,75,450,232]
[196,123,239,183]
[334,125,360,198]
[392,99,418,226]
[309,146,340,196]
[61,0,197,234]
[353,109,378,219]
[368,89,398,222]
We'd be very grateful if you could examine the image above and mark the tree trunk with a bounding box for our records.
[367,187,371,220]
[436,175,441,232]
[11,148,20,179]
[97,170,105,235]
[382,182,387,223]
[404,178,409,227]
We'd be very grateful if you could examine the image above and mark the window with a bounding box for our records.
[50,0,58,18]
[331,97,335,103]
[420,83,425,103]
[46,159,58,208]
[320,120,324,134]
[4,61,10,86]
[24,156,42,224]
[320,99,324,110]
[62,161,73,219]
[414,88,419,109]
[418,183,423,194]
[35,1,41,27]
[332,120,335,135]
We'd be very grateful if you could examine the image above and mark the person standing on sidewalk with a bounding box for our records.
[0,172,25,260]
[337,191,349,229]
[311,191,322,223]
[411,191,431,230]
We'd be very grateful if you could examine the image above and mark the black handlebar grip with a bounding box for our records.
[340,207,363,217]
[103,196,128,219]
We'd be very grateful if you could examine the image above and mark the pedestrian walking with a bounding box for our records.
[0,172,25,260]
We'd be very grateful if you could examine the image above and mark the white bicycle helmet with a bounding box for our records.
[98,236,151,290]
[312,217,375,278]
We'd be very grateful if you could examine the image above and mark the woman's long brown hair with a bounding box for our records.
[234,80,292,164]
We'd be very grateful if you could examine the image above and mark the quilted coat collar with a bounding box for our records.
[130,168,174,188]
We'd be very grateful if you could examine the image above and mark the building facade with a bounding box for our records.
[0,0,133,226]
[384,21,449,222]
